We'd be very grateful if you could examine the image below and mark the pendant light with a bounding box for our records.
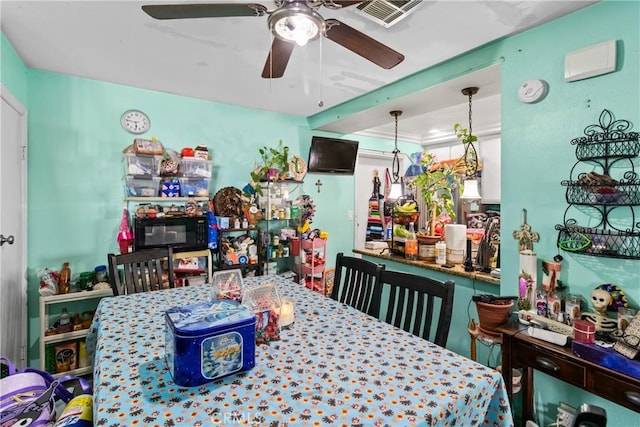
[460,87,482,200]
[388,110,404,200]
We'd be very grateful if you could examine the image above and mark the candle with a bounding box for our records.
[279,299,295,327]
[519,250,537,311]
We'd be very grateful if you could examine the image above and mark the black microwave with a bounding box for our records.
[134,215,208,251]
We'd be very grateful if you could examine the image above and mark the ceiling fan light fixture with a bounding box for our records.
[269,3,325,47]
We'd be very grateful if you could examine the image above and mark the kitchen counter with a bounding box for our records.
[353,248,500,286]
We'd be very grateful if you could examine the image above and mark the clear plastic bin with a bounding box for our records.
[123,153,163,176]
[181,158,213,178]
[179,177,210,197]
[124,176,160,197]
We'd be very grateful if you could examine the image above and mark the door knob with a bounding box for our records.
[0,234,15,246]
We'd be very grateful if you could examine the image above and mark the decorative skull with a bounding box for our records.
[591,288,613,315]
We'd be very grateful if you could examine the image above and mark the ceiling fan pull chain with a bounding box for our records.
[318,35,324,107]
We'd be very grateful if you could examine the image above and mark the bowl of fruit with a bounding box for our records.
[393,199,419,225]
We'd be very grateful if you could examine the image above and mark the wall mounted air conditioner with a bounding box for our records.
[353,0,423,28]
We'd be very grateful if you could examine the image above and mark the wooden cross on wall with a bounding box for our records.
[315,179,323,193]
[512,208,540,251]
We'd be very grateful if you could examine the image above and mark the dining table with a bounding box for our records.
[87,275,513,426]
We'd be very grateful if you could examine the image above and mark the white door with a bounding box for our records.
[1,85,28,368]
[353,150,403,251]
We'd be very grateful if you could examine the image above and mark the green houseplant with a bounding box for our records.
[258,139,289,180]
[411,152,460,235]
[247,140,291,196]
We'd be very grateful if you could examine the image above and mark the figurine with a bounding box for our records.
[582,288,618,332]
[591,288,613,316]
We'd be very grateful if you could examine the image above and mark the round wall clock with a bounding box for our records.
[517,79,548,104]
[121,109,150,134]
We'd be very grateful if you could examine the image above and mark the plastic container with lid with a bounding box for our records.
[94,265,108,283]
[78,272,94,290]
[435,241,447,265]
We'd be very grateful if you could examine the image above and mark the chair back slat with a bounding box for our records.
[108,247,175,296]
[331,252,385,317]
[380,270,455,347]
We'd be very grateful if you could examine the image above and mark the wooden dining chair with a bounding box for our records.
[380,270,455,347]
[107,247,175,296]
[331,252,385,317]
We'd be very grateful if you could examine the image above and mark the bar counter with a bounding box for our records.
[353,248,500,286]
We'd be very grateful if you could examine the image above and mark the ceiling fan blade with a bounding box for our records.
[262,38,295,79]
[328,1,365,7]
[324,18,404,69]
[142,3,267,20]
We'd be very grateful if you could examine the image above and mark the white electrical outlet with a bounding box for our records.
[347,210,354,220]
[557,402,576,427]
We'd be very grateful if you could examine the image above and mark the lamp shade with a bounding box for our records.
[388,182,403,200]
[460,179,481,200]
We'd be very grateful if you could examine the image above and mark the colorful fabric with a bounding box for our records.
[366,172,384,241]
[87,277,513,426]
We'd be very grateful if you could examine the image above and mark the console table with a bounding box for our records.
[496,322,640,421]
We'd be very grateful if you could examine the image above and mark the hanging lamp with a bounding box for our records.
[388,110,404,200]
[459,87,482,200]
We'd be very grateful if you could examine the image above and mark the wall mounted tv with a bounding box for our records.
[307,136,359,175]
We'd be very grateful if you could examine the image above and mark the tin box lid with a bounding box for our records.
[166,299,255,336]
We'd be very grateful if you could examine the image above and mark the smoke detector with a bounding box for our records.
[353,0,423,28]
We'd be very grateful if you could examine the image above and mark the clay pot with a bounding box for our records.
[476,300,514,336]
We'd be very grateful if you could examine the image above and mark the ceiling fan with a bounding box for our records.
[141,1,405,78]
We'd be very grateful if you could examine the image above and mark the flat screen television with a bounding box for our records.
[307,136,359,175]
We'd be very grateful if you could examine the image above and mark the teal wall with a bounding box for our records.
[1,1,639,424]
[319,1,640,425]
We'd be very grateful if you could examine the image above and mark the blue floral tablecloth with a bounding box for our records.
[87,276,513,426]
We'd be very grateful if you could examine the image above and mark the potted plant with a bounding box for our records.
[475,296,515,336]
[258,139,290,181]
[245,140,291,197]
[410,152,460,236]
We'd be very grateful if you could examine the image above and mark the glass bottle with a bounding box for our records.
[58,262,71,294]
[405,222,418,260]
[58,307,72,333]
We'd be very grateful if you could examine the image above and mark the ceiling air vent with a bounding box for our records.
[353,0,423,28]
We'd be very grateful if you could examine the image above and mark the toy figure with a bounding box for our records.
[582,288,618,332]
[591,288,613,316]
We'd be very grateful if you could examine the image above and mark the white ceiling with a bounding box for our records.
[1,0,596,143]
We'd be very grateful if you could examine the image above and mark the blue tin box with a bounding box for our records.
[165,299,256,387]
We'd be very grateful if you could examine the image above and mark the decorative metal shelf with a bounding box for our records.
[555,224,640,260]
[557,109,640,260]
[562,181,640,206]
[571,109,640,161]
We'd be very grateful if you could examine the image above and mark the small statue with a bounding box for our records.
[591,288,613,316]
[582,288,618,332]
